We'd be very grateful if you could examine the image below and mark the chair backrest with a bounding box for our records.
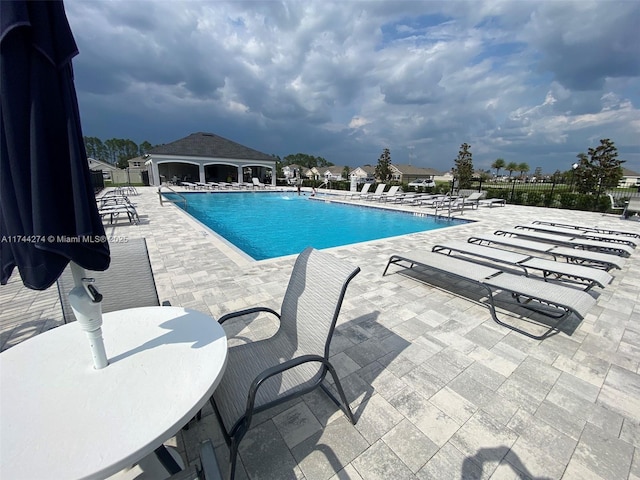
[279,248,360,358]
[359,183,371,194]
[627,197,640,211]
[56,238,161,323]
[373,184,386,195]
[386,185,400,196]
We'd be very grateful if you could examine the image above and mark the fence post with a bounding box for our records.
[510,181,516,203]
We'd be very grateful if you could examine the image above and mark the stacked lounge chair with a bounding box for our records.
[384,220,636,340]
[494,228,634,257]
[383,250,596,340]
[531,220,639,238]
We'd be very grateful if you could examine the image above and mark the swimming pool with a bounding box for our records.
[163,192,470,260]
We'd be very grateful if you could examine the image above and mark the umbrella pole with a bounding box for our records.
[68,262,108,369]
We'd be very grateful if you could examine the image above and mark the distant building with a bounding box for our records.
[389,164,442,183]
[619,168,640,188]
[145,132,276,186]
[350,165,376,183]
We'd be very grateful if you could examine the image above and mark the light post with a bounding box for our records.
[570,162,579,192]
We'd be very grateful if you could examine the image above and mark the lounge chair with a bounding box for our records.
[56,238,167,323]
[531,220,640,238]
[209,248,360,479]
[514,223,638,247]
[251,178,266,189]
[345,182,371,199]
[363,183,387,200]
[478,198,506,207]
[461,191,486,209]
[98,203,139,224]
[495,228,633,257]
[383,250,596,340]
[623,197,640,219]
[432,241,612,291]
[377,185,401,202]
[468,234,626,271]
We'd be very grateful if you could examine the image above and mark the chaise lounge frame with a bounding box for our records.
[383,250,596,340]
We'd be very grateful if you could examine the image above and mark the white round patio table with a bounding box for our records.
[0,306,227,480]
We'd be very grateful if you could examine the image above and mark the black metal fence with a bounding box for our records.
[457,178,639,213]
[90,170,104,193]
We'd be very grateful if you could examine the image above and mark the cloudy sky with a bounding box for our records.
[65,0,640,174]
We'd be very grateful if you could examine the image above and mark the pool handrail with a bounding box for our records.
[158,185,188,210]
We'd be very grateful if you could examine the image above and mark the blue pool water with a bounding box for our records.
[164,192,470,260]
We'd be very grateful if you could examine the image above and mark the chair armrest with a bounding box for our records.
[218,306,280,324]
[243,354,325,425]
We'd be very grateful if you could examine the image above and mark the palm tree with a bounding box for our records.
[517,162,530,180]
[506,162,518,179]
[491,158,506,178]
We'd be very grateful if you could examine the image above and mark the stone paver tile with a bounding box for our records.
[479,392,521,427]
[621,419,640,448]
[273,401,324,449]
[353,393,404,443]
[468,345,520,378]
[597,364,640,419]
[449,410,518,476]
[352,439,417,480]
[534,400,586,441]
[328,463,363,480]
[552,354,607,387]
[562,457,608,480]
[381,419,438,473]
[464,323,507,349]
[586,403,624,439]
[416,442,486,480]
[400,363,446,399]
[572,423,635,480]
[489,460,537,480]
[388,389,461,447]
[430,386,478,425]
[504,437,567,480]
[507,409,577,465]
[237,420,301,480]
[291,416,369,480]
[630,448,640,479]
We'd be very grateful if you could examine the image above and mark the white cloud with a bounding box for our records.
[65,0,640,173]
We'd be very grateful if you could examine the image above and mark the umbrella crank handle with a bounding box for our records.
[82,278,103,303]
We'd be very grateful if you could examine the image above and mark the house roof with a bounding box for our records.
[88,157,118,171]
[622,168,640,176]
[148,132,274,161]
[391,164,443,176]
[353,164,376,174]
[323,165,346,175]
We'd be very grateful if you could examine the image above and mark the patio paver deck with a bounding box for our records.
[2,186,639,480]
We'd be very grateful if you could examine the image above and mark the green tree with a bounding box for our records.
[517,162,530,179]
[84,136,108,162]
[574,139,624,194]
[342,166,351,180]
[533,166,542,181]
[375,148,392,182]
[283,153,332,169]
[453,143,474,189]
[139,141,153,156]
[505,161,518,179]
[491,158,505,177]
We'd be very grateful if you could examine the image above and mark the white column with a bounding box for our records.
[199,164,206,183]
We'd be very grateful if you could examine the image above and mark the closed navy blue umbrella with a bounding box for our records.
[0,0,110,290]
[1,0,111,368]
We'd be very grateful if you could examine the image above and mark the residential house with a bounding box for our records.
[322,166,348,181]
[88,157,119,181]
[350,165,376,183]
[619,168,640,188]
[145,132,276,186]
[390,164,442,184]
